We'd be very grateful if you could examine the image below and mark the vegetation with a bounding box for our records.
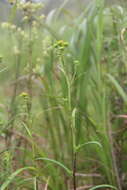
[0,0,127,189]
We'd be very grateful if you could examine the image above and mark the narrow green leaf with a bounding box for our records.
[22,122,32,138]
[89,184,117,190]
[36,157,72,175]
[0,167,35,190]
[107,74,127,103]
[76,141,102,152]
[34,177,37,190]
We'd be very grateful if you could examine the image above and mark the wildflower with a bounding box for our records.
[54,40,69,57]
[54,40,69,49]
[19,92,28,97]
[18,2,44,13]
[19,92,29,100]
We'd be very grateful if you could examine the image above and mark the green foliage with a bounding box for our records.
[0,0,127,189]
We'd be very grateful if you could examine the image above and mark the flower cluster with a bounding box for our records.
[19,92,29,99]
[17,1,44,22]
[54,40,69,57]
[54,40,69,50]
[17,1,43,12]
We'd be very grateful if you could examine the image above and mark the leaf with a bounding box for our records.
[34,177,37,190]
[46,9,56,26]
[76,141,102,152]
[22,122,32,138]
[107,74,127,104]
[55,0,69,20]
[89,184,117,190]
[0,167,35,190]
[36,157,72,175]
[72,108,77,119]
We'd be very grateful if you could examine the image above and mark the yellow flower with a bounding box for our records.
[19,92,29,98]
[54,40,69,49]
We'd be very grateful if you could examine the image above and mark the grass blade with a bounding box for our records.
[0,167,35,190]
[107,74,127,103]
[36,157,72,175]
[89,184,117,190]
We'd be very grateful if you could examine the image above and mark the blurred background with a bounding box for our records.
[0,0,124,21]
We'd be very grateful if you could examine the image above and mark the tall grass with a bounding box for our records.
[0,0,127,189]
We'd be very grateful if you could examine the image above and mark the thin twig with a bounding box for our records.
[73,152,77,190]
